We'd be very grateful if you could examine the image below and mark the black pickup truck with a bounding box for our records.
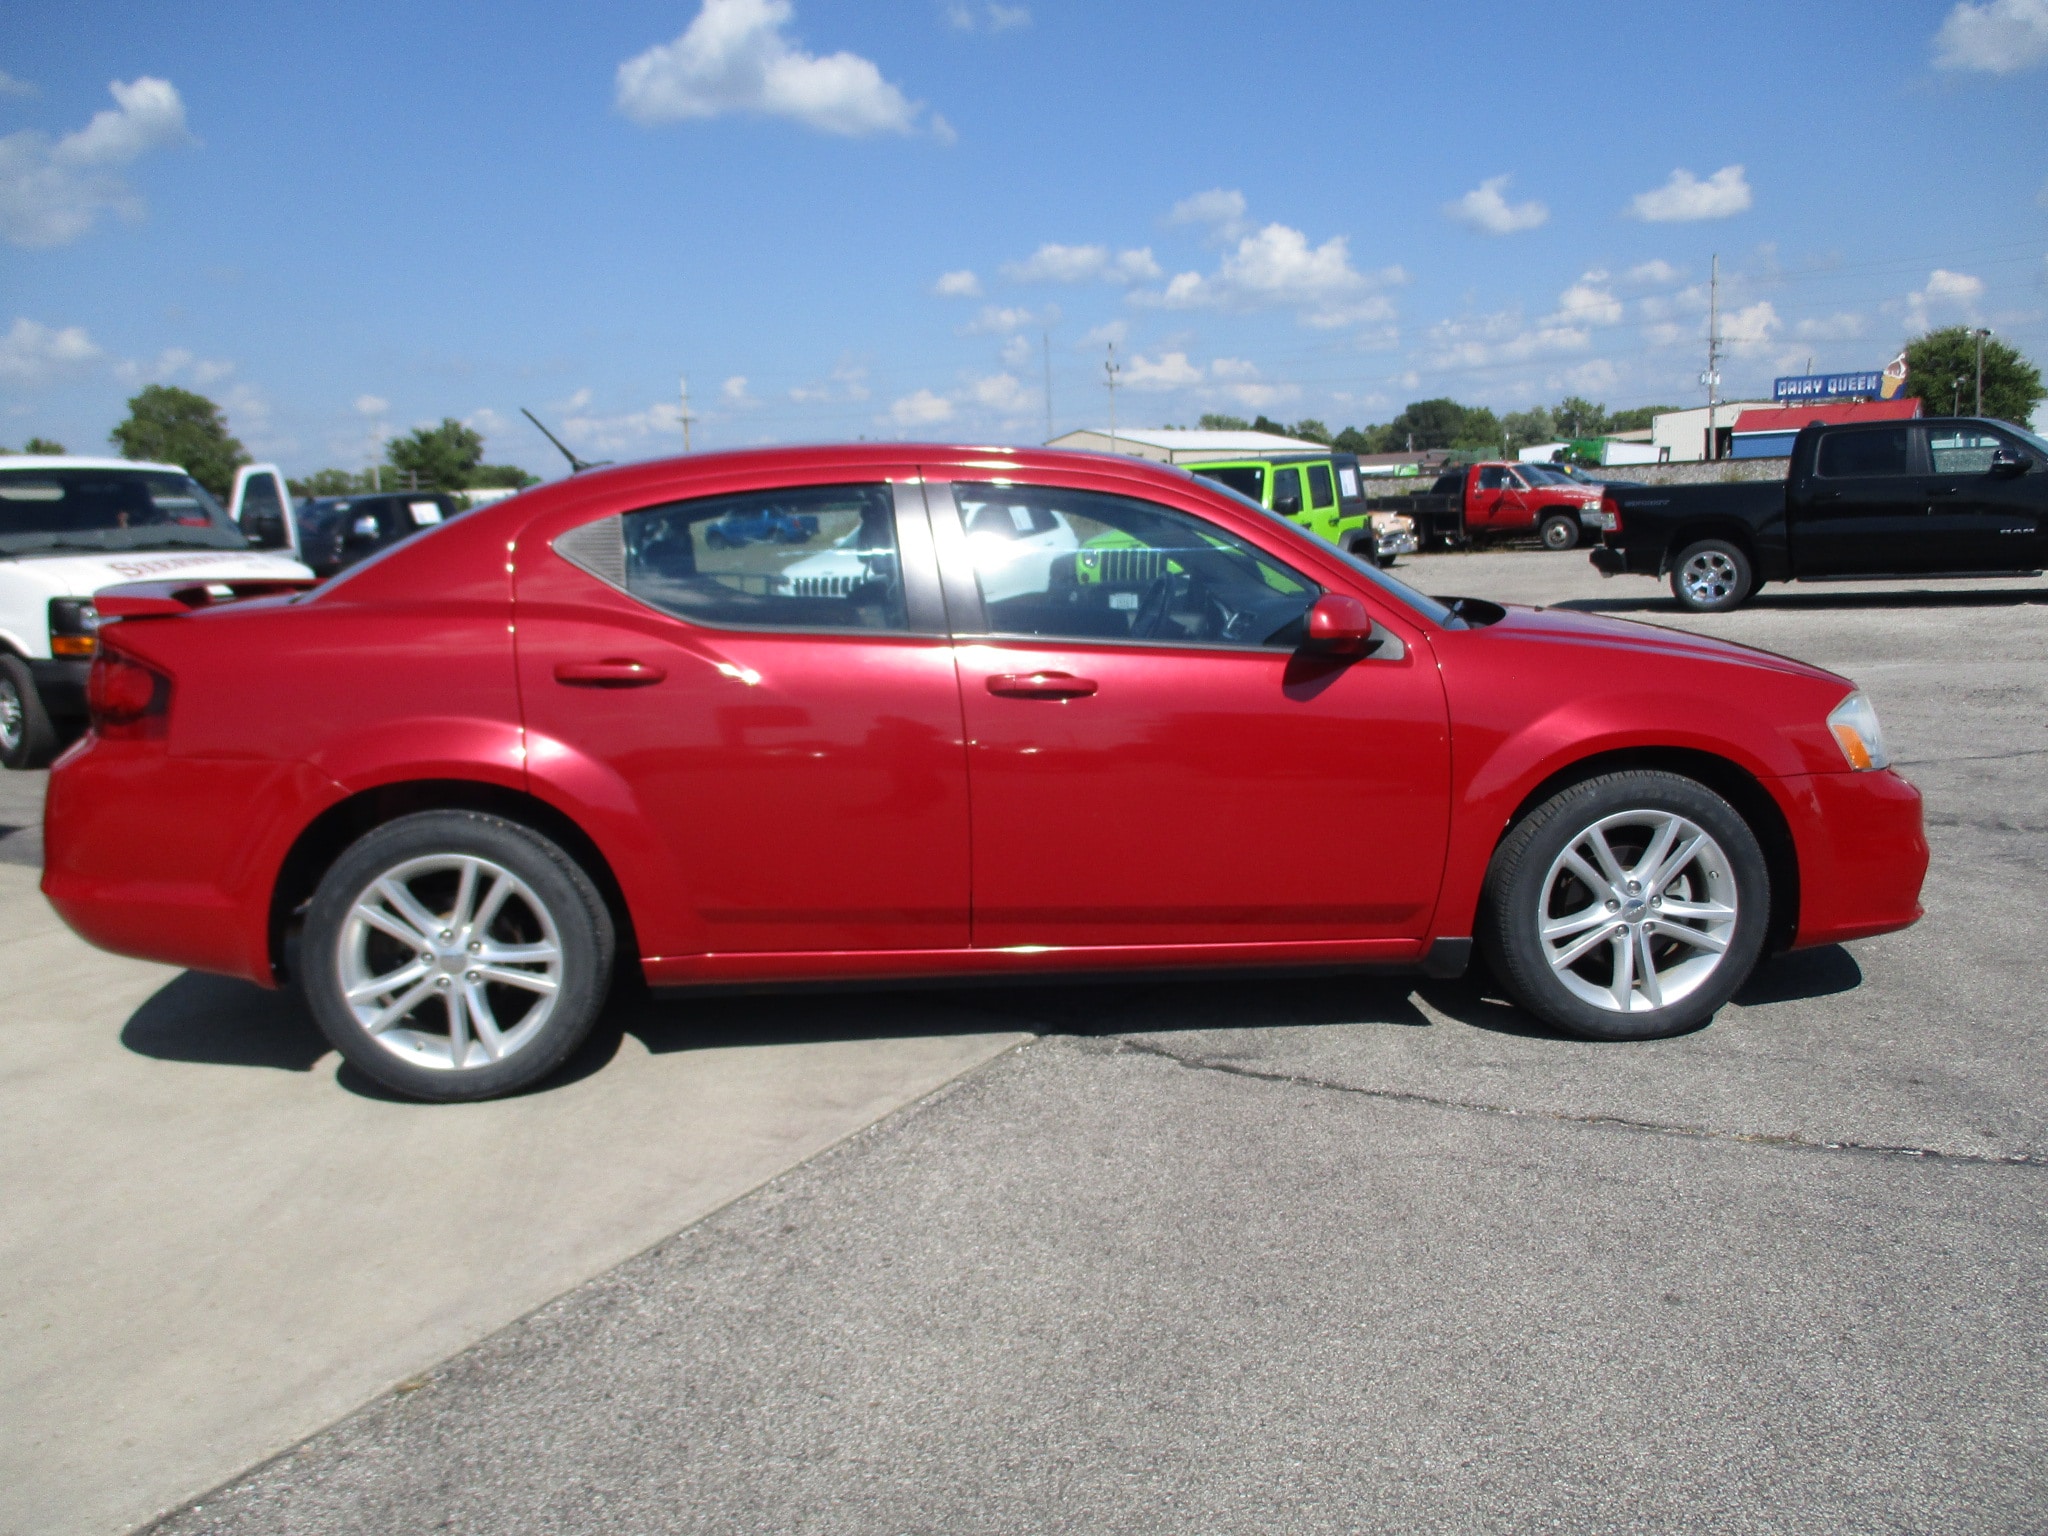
[1588,416,2048,611]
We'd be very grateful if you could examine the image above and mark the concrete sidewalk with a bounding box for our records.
[0,866,1027,1536]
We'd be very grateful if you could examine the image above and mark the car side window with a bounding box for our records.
[1817,428,1910,478]
[610,484,907,631]
[1271,466,1304,514]
[1190,465,1264,502]
[1927,426,2008,476]
[1307,462,1335,509]
[1477,466,1508,490]
[952,482,1318,649]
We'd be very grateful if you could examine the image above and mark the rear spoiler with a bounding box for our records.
[95,577,321,620]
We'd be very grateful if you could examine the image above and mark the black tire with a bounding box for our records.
[300,810,615,1101]
[1478,770,1770,1042]
[0,654,59,771]
[1670,539,1754,613]
[1539,514,1580,552]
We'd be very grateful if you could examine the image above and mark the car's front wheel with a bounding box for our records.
[300,810,615,1101]
[1539,514,1580,551]
[1479,771,1770,1041]
[1670,539,1754,613]
[0,655,58,771]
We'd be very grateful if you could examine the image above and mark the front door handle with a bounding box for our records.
[987,671,1098,699]
[555,659,667,687]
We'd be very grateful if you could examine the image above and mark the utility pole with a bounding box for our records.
[1700,254,1723,461]
[679,376,695,452]
[1042,331,1053,443]
[1104,342,1121,454]
[1953,378,1964,417]
[1972,328,1991,416]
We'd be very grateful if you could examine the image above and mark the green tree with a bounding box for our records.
[1250,413,1290,436]
[1607,405,1674,434]
[1552,396,1611,439]
[1331,426,1376,454]
[289,468,371,498]
[1197,412,1250,431]
[1287,417,1332,444]
[109,385,248,498]
[384,418,538,491]
[23,436,66,454]
[1901,327,2044,424]
[1501,406,1557,451]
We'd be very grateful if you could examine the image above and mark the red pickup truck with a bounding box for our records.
[1391,462,1614,551]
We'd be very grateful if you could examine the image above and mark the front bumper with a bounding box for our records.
[1778,768,1928,949]
[1377,529,1420,558]
[28,657,91,720]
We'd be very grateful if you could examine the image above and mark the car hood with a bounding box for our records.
[1484,603,1847,686]
[2,549,314,594]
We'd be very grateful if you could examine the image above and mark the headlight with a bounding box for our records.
[49,597,100,658]
[1827,691,1891,771]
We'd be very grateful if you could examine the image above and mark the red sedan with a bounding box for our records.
[43,446,1928,1101]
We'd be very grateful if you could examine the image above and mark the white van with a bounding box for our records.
[0,456,313,768]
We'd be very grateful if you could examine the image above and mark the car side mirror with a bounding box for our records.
[1989,448,2030,477]
[1301,593,1378,656]
[349,514,380,540]
[1274,491,1303,516]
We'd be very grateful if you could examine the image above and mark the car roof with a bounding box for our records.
[0,454,188,474]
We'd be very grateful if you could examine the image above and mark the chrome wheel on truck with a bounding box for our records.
[302,811,615,1100]
[1671,540,1754,613]
[1480,770,1769,1040]
[0,655,58,771]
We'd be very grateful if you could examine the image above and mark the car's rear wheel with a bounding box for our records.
[1670,539,1753,613]
[1479,771,1769,1041]
[1539,514,1580,552]
[0,655,58,771]
[301,811,614,1101]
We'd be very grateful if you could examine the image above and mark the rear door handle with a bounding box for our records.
[987,671,1098,699]
[554,659,667,687]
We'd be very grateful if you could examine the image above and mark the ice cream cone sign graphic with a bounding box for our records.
[1879,350,1908,400]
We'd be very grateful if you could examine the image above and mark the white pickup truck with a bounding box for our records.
[0,455,314,768]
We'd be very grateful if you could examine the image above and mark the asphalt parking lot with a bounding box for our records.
[7,548,2047,1534]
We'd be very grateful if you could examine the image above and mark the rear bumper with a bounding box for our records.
[1779,768,1928,949]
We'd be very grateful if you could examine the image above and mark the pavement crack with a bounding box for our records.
[1109,1037,2047,1169]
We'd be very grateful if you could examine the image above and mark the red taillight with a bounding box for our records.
[87,651,169,737]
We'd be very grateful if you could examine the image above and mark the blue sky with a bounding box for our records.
[4,0,2046,477]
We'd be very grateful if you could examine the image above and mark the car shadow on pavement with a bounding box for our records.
[121,972,332,1072]
[1553,587,2048,617]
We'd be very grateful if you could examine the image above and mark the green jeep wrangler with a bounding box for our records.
[1180,454,1417,566]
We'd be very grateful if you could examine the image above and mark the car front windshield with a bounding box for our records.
[2003,422,2048,461]
[1521,464,1573,485]
[1188,473,1458,626]
[0,467,250,556]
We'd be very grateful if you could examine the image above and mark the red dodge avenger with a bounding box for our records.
[43,446,1928,1101]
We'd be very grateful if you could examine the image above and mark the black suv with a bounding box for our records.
[295,492,464,577]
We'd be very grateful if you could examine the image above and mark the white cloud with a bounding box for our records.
[999,333,1033,367]
[0,317,102,386]
[1549,272,1622,326]
[1000,242,1159,283]
[1209,356,1259,381]
[721,374,757,405]
[1218,381,1298,412]
[1143,220,1399,329]
[890,387,954,426]
[561,399,687,452]
[616,0,929,137]
[1079,319,1128,348]
[1166,187,1248,241]
[969,372,1034,414]
[1444,175,1548,235]
[1628,165,1752,223]
[787,360,870,403]
[947,2,1030,30]
[464,407,508,438]
[354,394,389,417]
[0,72,36,99]
[0,76,193,248]
[1623,259,1682,285]
[933,268,981,297]
[1120,351,1202,391]
[1933,0,2048,71]
[1904,268,1987,331]
[960,302,1055,334]
[1793,313,1867,342]
[112,345,234,388]
[1720,300,1781,354]
[1302,295,1398,331]
[1427,309,1591,371]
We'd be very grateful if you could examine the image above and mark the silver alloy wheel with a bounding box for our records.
[0,677,21,754]
[1680,549,1740,606]
[336,853,564,1071]
[1542,517,1575,550]
[1538,809,1738,1014]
